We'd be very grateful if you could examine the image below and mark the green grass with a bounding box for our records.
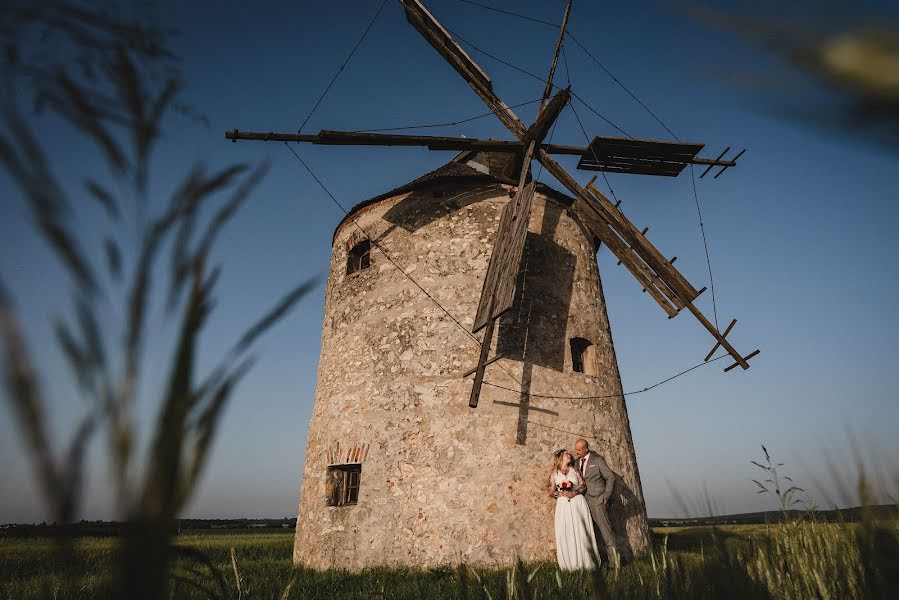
[2,517,897,599]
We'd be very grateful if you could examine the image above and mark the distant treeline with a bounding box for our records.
[648,504,898,527]
[3,506,896,538]
[0,518,297,538]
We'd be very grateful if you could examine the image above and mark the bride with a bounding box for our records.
[548,448,601,570]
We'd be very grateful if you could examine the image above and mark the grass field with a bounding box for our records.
[2,516,897,599]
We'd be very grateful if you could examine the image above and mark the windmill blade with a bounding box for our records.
[542,148,701,304]
[472,141,537,332]
[540,1,573,110]
[582,180,701,303]
[467,141,537,409]
[536,149,754,370]
[315,131,524,152]
[524,88,571,146]
[577,136,704,177]
[400,0,528,138]
[226,129,525,152]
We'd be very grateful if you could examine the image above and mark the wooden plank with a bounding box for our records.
[315,130,518,151]
[462,353,505,378]
[548,167,681,316]
[472,180,536,331]
[577,135,705,176]
[587,135,704,157]
[580,155,693,170]
[724,349,759,372]
[579,164,685,177]
[683,302,750,370]
[540,151,692,308]
[473,143,536,331]
[540,140,738,168]
[570,197,680,317]
[585,181,700,303]
[548,152,754,367]
[400,0,528,139]
[540,1,573,110]
[704,318,736,362]
[541,143,586,155]
[225,129,524,152]
[524,88,570,145]
[226,130,320,143]
[400,0,491,90]
[468,317,496,408]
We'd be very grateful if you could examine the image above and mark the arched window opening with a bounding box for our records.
[570,337,597,376]
[346,240,371,275]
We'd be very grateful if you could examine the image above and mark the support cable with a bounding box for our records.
[450,0,722,331]
[297,0,388,133]
[483,354,729,400]
[456,0,559,28]
[568,99,621,206]
[284,142,481,346]
[448,28,631,137]
[357,97,543,133]
[283,142,724,400]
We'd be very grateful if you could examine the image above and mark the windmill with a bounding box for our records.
[226,0,758,410]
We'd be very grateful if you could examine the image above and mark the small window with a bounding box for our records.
[570,337,597,376]
[326,464,361,506]
[346,240,371,275]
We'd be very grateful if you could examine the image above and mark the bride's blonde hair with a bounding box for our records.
[551,448,568,477]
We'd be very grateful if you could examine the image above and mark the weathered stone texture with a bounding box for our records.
[294,181,650,569]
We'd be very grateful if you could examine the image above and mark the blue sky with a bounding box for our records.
[1,0,897,523]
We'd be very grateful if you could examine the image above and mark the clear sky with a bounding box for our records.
[1,0,897,523]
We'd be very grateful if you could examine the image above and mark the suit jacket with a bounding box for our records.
[578,450,616,506]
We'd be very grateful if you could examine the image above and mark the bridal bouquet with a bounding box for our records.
[555,481,575,501]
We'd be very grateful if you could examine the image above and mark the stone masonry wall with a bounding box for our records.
[293,182,650,569]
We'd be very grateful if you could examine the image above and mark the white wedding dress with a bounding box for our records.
[553,468,601,570]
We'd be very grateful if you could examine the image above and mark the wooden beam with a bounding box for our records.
[400,0,528,139]
[462,353,505,378]
[584,180,700,303]
[704,318,736,362]
[540,1,573,110]
[473,142,537,332]
[536,150,685,312]
[539,158,680,316]
[316,130,522,152]
[226,130,319,143]
[683,302,750,370]
[468,317,496,408]
[724,349,759,372]
[224,129,525,152]
[540,143,586,155]
[540,150,754,367]
[525,88,570,146]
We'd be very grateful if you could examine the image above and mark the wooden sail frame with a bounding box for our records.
[226,0,759,407]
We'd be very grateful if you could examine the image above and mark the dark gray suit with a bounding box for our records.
[578,450,617,559]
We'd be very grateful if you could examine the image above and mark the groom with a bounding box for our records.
[573,438,617,562]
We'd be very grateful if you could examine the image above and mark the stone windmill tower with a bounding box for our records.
[292,151,649,568]
[227,0,757,570]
